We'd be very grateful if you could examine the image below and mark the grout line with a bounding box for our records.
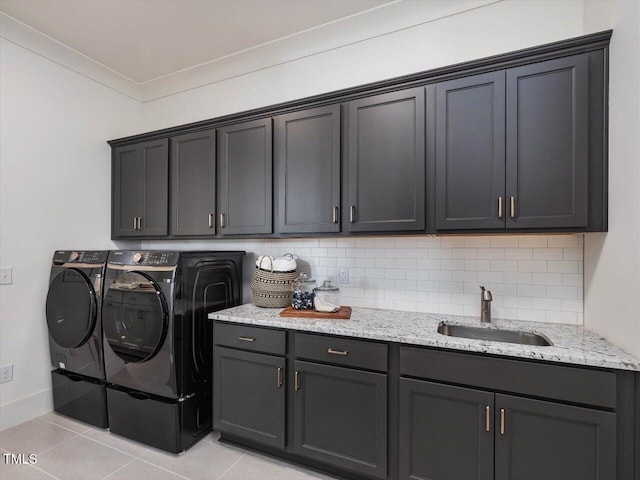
[74,431,139,459]
[30,464,61,480]
[102,456,138,480]
[216,452,246,480]
[132,457,192,480]
[37,415,93,435]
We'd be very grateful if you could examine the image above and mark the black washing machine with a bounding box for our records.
[45,250,109,428]
[102,250,243,453]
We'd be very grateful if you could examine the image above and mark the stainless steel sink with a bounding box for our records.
[437,323,553,346]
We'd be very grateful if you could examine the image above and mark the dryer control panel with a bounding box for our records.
[53,251,109,265]
[108,251,180,266]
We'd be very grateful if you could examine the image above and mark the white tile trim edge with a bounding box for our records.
[0,388,52,431]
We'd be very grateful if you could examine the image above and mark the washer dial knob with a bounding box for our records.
[69,251,80,261]
[132,252,143,264]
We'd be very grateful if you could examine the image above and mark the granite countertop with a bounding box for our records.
[210,304,640,372]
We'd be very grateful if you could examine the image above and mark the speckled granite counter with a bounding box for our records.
[210,304,640,371]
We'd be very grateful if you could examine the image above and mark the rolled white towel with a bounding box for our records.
[256,253,297,272]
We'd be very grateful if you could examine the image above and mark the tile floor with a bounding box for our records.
[0,413,335,480]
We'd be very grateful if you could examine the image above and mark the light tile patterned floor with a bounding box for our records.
[0,413,335,480]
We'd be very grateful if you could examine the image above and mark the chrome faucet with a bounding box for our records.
[480,286,493,323]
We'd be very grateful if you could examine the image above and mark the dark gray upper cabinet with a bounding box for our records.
[213,347,285,449]
[506,54,589,228]
[170,129,216,236]
[112,139,168,238]
[345,88,426,232]
[293,360,388,479]
[275,105,341,234]
[495,394,616,480]
[217,118,273,235]
[435,72,506,230]
[435,53,592,232]
[399,378,494,480]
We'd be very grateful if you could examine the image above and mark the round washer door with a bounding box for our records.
[102,271,168,363]
[46,269,97,348]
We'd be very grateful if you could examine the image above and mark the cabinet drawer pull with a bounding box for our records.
[277,367,283,387]
[485,406,491,432]
[238,336,255,342]
[219,213,226,228]
[510,197,515,219]
[500,408,505,435]
[208,213,214,228]
[498,197,503,219]
[133,217,138,230]
[349,205,356,223]
[332,206,339,224]
[327,348,348,356]
[295,371,300,391]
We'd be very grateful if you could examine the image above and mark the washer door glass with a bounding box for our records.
[103,271,168,363]
[46,269,97,348]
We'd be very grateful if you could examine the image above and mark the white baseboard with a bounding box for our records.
[0,389,52,431]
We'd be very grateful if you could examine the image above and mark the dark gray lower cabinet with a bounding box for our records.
[399,380,617,480]
[213,347,285,449]
[495,394,616,480]
[293,360,387,479]
[399,378,494,480]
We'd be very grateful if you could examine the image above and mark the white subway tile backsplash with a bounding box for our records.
[532,248,564,260]
[517,235,548,248]
[239,234,583,325]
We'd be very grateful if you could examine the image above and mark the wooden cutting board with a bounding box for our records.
[279,306,352,320]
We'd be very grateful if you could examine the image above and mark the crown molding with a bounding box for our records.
[0,12,141,100]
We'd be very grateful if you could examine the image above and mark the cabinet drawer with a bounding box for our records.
[295,333,387,372]
[400,346,616,409]
[215,322,286,356]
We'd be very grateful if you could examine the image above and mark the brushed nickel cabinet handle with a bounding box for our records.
[500,408,505,435]
[208,213,214,228]
[498,197,503,219]
[295,371,300,391]
[327,348,348,356]
[332,206,339,224]
[137,217,143,230]
[486,406,491,432]
[277,367,283,388]
[510,197,515,219]
[133,217,138,230]
[349,205,356,223]
[238,336,255,342]
[219,213,225,228]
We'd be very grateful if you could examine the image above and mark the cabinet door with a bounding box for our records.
[399,378,494,480]
[435,72,506,230]
[506,54,589,228]
[293,360,387,479]
[275,105,340,234]
[346,87,425,232]
[217,118,273,235]
[139,139,168,236]
[112,144,142,237]
[170,130,216,236]
[495,394,616,480]
[213,347,285,449]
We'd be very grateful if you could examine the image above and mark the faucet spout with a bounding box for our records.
[480,286,492,323]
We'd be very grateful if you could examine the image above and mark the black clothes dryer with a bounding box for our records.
[45,250,109,428]
[102,250,243,453]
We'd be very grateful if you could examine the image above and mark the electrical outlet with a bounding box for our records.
[0,267,12,285]
[0,364,13,384]
[338,269,349,285]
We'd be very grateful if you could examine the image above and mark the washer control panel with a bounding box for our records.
[108,251,180,266]
[53,251,109,265]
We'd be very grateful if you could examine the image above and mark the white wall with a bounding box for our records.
[0,38,142,430]
[584,0,640,357]
[142,0,584,130]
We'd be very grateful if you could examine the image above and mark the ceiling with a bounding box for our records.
[0,0,391,83]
